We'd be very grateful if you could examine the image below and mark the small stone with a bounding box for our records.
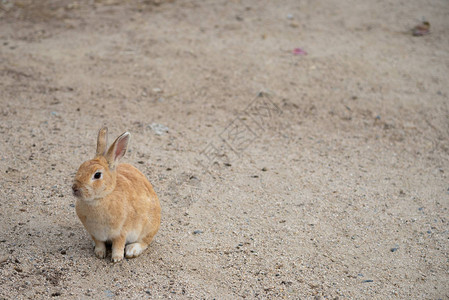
[193,230,203,235]
[0,256,8,264]
[261,167,268,171]
[148,123,169,136]
[105,290,114,298]
[362,280,374,283]
[390,247,398,252]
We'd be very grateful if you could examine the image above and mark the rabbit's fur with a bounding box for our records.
[72,127,161,262]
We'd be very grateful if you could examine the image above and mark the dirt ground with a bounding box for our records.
[0,0,448,298]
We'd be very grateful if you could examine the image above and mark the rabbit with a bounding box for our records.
[72,127,161,262]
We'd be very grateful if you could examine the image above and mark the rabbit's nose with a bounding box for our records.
[72,184,81,197]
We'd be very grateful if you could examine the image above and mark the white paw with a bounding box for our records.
[94,247,106,259]
[111,254,123,263]
[125,243,145,258]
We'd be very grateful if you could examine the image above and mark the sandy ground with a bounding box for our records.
[0,0,448,298]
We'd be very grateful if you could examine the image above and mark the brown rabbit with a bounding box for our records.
[72,127,161,262]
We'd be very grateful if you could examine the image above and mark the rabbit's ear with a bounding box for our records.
[105,132,130,169]
[96,127,109,157]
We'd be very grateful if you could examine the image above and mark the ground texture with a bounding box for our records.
[0,0,448,298]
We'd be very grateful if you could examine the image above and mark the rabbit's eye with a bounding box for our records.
[93,172,102,180]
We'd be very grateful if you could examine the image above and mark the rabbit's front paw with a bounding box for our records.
[111,254,123,263]
[111,236,125,263]
[94,245,106,259]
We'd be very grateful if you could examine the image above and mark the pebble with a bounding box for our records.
[362,280,374,283]
[105,290,114,298]
[0,255,8,264]
[148,123,169,136]
[390,247,399,252]
[193,230,203,235]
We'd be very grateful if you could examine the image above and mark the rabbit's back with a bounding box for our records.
[116,163,158,203]
[116,163,161,235]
